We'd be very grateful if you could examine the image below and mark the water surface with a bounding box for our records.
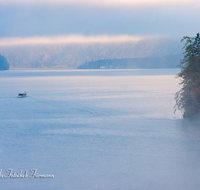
[1,69,200,190]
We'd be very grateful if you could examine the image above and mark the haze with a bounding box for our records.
[0,0,199,45]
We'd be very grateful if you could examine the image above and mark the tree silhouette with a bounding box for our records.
[0,55,9,70]
[174,33,200,118]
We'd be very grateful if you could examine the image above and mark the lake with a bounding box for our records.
[1,69,200,190]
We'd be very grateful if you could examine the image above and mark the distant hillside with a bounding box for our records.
[78,54,182,69]
[0,38,182,69]
[0,54,9,70]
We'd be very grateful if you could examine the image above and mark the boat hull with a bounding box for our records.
[18,93,27,97]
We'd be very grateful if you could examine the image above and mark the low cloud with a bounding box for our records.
[0,0,199,7]
[0,35,154,47]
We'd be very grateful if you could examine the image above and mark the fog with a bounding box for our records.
[0,35,145,47]
[1,1,200,189]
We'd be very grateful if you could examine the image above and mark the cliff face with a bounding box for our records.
[0,54,9,70]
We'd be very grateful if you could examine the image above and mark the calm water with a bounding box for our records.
[1,69,200,190]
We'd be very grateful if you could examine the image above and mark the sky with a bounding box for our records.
[0,0,200,46]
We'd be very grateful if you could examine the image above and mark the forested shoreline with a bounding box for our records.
[78,54,182,69]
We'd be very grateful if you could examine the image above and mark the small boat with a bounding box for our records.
[18,92,27,97]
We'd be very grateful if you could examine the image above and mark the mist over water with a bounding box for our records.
[1,69,200,190]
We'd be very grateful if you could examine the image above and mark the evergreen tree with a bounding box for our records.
[174,33,200,118]
[0,54,9,70]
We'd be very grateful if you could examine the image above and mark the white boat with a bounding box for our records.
[18,92,27,97]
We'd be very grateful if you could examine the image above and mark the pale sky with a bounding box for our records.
[0,0,199,45]
[0,0,199,6]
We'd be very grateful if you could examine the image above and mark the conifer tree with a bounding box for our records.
[0,54,9,70]
[175,33,200,118]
